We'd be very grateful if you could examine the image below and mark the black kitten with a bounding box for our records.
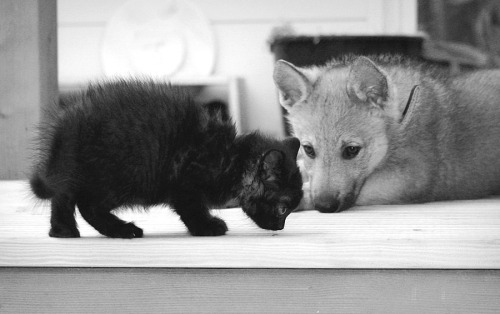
[30,80,303,238]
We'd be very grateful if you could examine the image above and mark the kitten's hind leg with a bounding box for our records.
[172,196,228,236]
[49,194,80,238]
[77,201,143,238]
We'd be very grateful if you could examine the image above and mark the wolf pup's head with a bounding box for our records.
[273,56,407,213]
[239,137,303,230]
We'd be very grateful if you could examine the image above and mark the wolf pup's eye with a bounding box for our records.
[302,144,316,158]
[342,145,361,159]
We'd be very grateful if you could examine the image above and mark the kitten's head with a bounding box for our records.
[240,137,303,231]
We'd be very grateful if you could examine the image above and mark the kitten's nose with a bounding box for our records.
[314,194,341,213]
[275,220,285,230]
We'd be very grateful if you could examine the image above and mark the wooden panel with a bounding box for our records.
[192,0,368,22]
[1,268,500,313]
[0,0,58,179]
[58,0,370,25]
[2,181,500,268]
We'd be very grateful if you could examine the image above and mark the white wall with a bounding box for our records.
[57,0,417,137]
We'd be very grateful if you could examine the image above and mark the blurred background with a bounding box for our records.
[57,0,419,137]
[2,0,500,178]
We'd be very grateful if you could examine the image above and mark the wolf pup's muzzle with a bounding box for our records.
[313,193,356,213]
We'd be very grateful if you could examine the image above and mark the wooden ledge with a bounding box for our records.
[1,180,500,269]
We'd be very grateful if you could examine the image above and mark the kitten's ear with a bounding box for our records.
[283,137,300,160]
[204,100,230,122]
[273,60,311,110]
[259,149,285,182]
[347,56,388,110]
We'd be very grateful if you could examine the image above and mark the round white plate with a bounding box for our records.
[101,0,216,79]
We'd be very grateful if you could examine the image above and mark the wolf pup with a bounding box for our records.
[30,80,303,237]
[273,55,500,213]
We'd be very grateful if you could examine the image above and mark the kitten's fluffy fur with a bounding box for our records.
[30,80,303,237]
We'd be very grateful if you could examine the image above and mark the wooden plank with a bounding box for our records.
[0,0,58,179]
[1,268,500,313]
[2,180,500,269]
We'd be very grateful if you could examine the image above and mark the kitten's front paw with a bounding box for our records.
[189,217,228,236]
[106,223,143,239]
[49,225,80,238]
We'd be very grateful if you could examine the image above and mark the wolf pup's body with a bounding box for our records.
[273,55,500,212]
[30,80,303,237]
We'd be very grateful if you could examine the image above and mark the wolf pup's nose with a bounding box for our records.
[314,195,341,213]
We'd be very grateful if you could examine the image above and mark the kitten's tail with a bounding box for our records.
[29,173,54,199]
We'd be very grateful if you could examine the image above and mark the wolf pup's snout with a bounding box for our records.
[313,194,341,213]
[313,192,356,213]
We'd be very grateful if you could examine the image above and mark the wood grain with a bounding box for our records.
[2,180,500,268]
[1,268,500,313]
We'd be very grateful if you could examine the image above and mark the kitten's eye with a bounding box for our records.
[342,145,361,159]
[302,144,316,158]
[277,205,287,216]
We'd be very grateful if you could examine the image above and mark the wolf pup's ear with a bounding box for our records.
[273,60,311,110]
[347,57,388,110]
[283,137,301,159]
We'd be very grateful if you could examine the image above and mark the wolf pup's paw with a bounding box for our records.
[49,225,81,238]
[188,217,228,236]
[106,223,144,239]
